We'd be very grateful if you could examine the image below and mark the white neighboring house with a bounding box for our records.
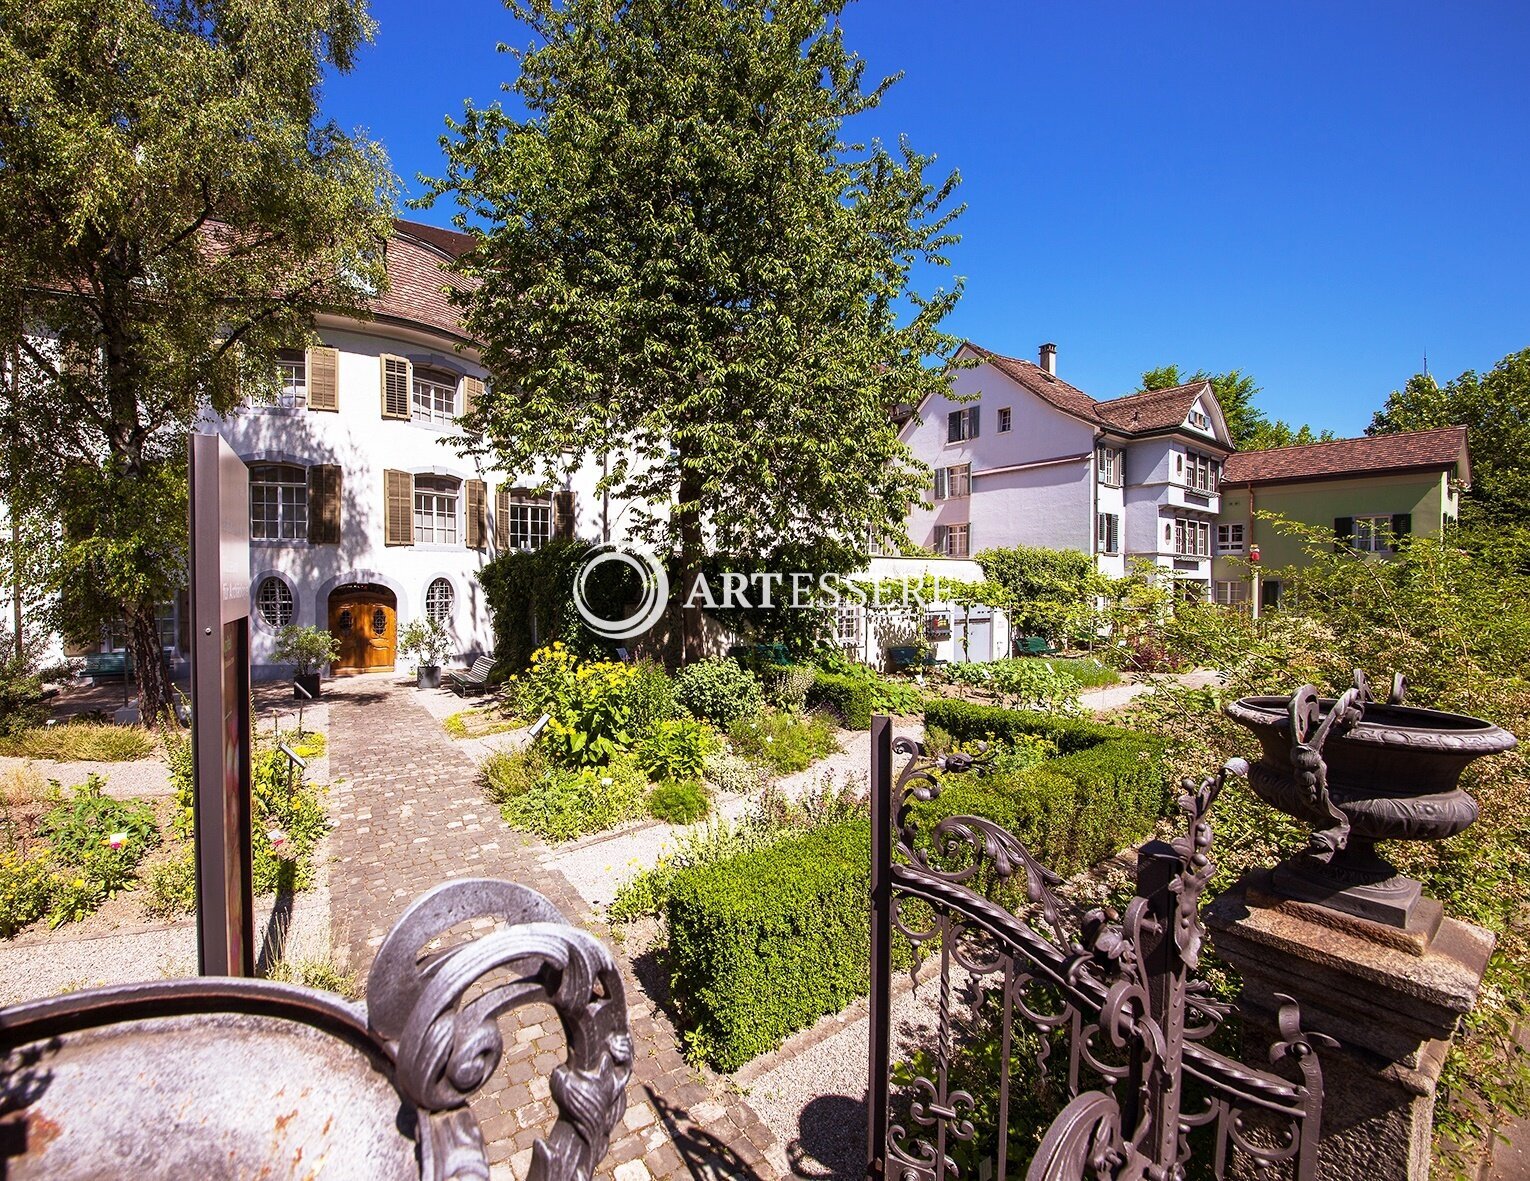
[208,219,611,681]
[901,342,1234,594]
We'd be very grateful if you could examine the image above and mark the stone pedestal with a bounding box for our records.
[1206,871,1495,1181]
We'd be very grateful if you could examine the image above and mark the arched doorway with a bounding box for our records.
[327,584,397,674]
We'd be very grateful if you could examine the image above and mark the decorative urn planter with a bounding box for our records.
[416,664,442,690]
[293,671,321,700]
[1225,671,1516,934]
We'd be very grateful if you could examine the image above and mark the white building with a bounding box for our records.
[901,342,1234,593]
[211,219,608,680]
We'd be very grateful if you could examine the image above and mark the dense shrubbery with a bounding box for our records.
[0,657,48,739]
[726,709,839,775]
[674,658,764,727]
[762,664,816,712]
[478,540,635,671]
[805,670,872,728]
[633,718,718,782]
[494,751,650,842]
[943,658,1082,712]
[646,777,710,824]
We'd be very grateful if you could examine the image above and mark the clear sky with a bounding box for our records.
[322,0,1530,438]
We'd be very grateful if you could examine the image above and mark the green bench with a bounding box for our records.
[1014,635,1059,657]
[83,652,130,679]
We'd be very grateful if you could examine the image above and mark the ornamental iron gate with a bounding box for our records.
[866,718,1331,1181]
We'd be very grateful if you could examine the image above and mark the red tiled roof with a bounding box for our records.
[369,221,479,342]
[1222,425,1470,485]
[1095,381,1214,435]
[963,343,1100,422]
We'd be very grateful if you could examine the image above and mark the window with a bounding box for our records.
[934,523,970,558]
[997,407,1012,433]
[1173,517,1211,557]
[1216,523,1245,554]
[1213,580,1250,605]
[834,604,861,647]
[250,463,308,541]
[947,406,979,443]
[1097,446,1122,487]
[276,350,306,408]
[1188,408,1210,430]
[507,501,551,551]
[1185,451,1220,493]
[412,369,458,426]
[413,476,460,544]
[1346,514,1400,553]
[424,578,455,624]
[934,464,971,500]
[1096,512,1120,555]
[256,577,294,627]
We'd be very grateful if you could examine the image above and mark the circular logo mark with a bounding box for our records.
[573,544,670,640]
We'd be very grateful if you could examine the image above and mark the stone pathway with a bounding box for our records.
[325,676,782,1180]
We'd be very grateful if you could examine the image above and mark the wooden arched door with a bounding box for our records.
[328,587,397,674]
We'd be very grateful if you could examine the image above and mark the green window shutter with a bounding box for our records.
[1333,516,1354,553]
[1391,513,1412,545]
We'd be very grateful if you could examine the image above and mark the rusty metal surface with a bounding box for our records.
[0,878,632,1181]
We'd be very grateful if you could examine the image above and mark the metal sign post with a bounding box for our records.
[188,432,255,977]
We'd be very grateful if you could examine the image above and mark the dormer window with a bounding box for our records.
[1188,407,1211,430]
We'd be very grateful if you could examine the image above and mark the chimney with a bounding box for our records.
[1039,342,1057,376]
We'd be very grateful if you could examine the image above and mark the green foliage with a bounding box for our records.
[1368,351,1530,528]
[481,745,549,806]
[666,819,877,1070]
[633,718,719,783]
[263,955,362,1000]
[428,0,965,654]
[0,657,47,738]
[702,749,769,795]
[805,670,873,729]
[0,0,394,723]
[975,545,1107,641]
[516,643,638,768]
[0,722,157,761]
[397,617,451,667]
[48,874,104,928]
[726,710,840,775]
[478,541,634,670]
[1140,364,1333,451]
[943,659,1082,712]
[674,658,764,728]
[1042,657,1119,690]
[762,664,817,713]
[0,849,53,937]
[272,626,341,676]
[495,752,649,843]
[140,846,197,920]
[647,778,711,825]
[626,660,682,733]
[40,774,159,870]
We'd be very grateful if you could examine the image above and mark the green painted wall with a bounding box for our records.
[1213,470,1454,585]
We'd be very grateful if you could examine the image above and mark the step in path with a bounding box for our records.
[326,676,780,1181]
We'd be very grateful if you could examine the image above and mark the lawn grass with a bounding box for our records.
[0,723,158,762]
[444,707,522,740]
[1042,657,1119,690]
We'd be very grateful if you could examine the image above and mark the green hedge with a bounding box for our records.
[666,820,880,1071]
[661,703,1172,1070]
[804,670,873,729]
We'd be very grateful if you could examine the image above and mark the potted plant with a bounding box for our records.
[273,625,341,699]
[399,618,451,689]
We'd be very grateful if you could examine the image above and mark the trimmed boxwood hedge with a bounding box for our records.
[804,670,873,729]
[666,820,879,1071]
[661,701,1173,1071]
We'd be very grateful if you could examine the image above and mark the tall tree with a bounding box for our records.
[1367,350,1530,526]
[1140,364,1334,451]
[0,0,396,722]
[428,0,963,662]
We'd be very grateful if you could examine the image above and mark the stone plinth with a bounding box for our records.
[1206,871,1495,1181]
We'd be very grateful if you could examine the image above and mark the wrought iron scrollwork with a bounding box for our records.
[867,719,1329,1181]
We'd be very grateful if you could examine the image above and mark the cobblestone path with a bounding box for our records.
[326,677,780,1180]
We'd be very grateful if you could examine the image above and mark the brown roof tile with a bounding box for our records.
[1222,425,1469,485]
[963,343,1101,422]
[370,223,478,342]
[1095,381,1214,435]
[392,218,476,260]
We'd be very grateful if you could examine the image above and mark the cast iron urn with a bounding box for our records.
[1225,670,1516,935]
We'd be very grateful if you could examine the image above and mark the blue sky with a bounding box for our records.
[323,0,1530,437]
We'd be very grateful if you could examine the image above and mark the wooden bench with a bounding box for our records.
[1014,635,1059,657]
[445,654,496,696]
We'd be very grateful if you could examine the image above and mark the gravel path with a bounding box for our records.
[0,754,174,797]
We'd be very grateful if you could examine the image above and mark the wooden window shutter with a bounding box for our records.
[462,375,484,419]
[380,355,412,420]
[307,464,342,544]
[307,347,339,411]
[1391,513,1412,544]
[465,479,487,549]
[553,490,576,539]
[494,484,511,549]
[934,468,947,500]
[1333,516,1354,553]
[384,470,414,545]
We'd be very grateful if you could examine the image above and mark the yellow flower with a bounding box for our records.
[72,878,85,889]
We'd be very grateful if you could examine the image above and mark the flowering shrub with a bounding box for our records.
[0,850,52,936]
[516,643,637,768]
[674,658,763,727]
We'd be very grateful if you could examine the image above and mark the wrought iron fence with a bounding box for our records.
[866,718,1331,1181]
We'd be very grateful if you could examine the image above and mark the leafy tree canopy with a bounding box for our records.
[427,0,965,659]
[1366,350,1530,527]
[1140,365,1334,451]
[0,0,396,719]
